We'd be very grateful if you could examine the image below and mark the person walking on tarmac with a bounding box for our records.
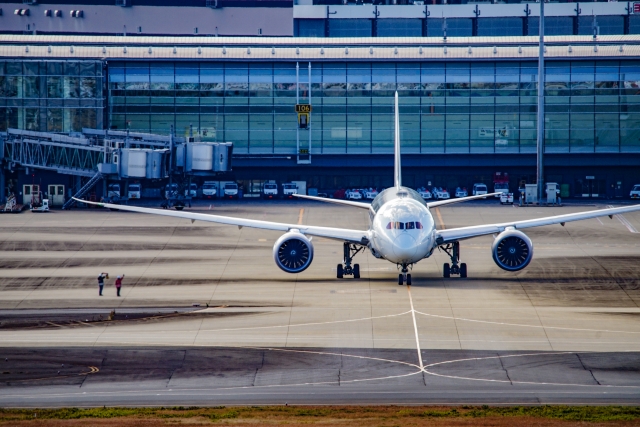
[97,272,108,296]
[115,274,125,297]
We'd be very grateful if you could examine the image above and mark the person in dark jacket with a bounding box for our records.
[97,272,108,296]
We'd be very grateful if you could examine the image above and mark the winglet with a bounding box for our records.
[394,91,401,189]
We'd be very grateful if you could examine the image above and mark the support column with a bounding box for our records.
[537,0,545,204]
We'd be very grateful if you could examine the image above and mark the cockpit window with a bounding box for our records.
[386,221,423,230]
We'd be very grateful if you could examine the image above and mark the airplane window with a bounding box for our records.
[395,222,405,229]
[406,222,415,229]
[416,222,423,229]
[386,222,392,229]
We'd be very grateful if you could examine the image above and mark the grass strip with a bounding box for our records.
[0,405,639,424]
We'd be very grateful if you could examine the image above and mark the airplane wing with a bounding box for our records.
[436,204,640,244]
[427,193,503,208]
[74,198,369,245]
[292,194,370,210]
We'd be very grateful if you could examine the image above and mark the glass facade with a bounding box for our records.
[108,60,640,155]
[0,61,104,132]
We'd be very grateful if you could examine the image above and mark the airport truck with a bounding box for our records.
[202,181,218,199]
[282,182,298,199]
[127,183,141,200]
[493,172,510,197]
[262,181,278,199]
[223,182,239,199]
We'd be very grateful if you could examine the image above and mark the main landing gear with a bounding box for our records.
[398,264,412,286]
[440,241,467,278]
[337,242,364,279]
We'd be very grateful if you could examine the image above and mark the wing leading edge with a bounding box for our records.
[73,198,369,245]
[436,204,640,244]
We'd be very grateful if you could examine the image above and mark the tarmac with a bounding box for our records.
[0,199,639,406]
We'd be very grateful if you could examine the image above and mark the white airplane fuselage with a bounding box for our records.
[368,186,437,265]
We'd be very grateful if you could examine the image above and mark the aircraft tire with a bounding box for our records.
[443,263,451,278]
[337,264,344,279]
[353,264,360,279]
[398,274,403,285]
[460,263,467,278]
[406,274,412,286]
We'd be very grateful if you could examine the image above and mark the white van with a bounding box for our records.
[128,183,141,199]
[262,182,278,199]
[472,183,488,197]
[631,184,640,199]
[108,183,121,198]
[202,181,218,199]
[223,182,239,199]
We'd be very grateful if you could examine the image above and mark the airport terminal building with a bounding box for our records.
[1,0,640,200]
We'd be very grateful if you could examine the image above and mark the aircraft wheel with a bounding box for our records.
[406,274,412,286]
[398,274,404,286]
[337,264,344,279]
[353,264,360,279]
[443,263,451,278]
[460,263,467,278]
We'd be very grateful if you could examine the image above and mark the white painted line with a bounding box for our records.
[414,310,640,335]
[595,216,604,225]
[406,286,424,371]
[422,351,640,389]
[607,205,638,233]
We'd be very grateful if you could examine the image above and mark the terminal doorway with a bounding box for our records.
[47,185,65,206]
[574,178,606,198]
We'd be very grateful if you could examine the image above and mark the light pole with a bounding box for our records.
[537,0,545,204]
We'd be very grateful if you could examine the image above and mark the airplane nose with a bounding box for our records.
[393,233,417,260]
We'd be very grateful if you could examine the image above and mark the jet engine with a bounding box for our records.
[491,229,533,272]
[273,232,314,273]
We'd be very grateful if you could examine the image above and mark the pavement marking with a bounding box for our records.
[297,208,304,225]
[607,205,638,233]
[422,352,640,389]
[414,310,640,335]
[434,207,445,230]
[406,286,424,371]
[596,216,604,225]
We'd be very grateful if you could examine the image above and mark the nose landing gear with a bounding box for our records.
[397,264,412,285]
[440,241,467,278]
[337,242,364,279]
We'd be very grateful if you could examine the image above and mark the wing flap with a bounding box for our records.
[436,204,640,243]
[74,198,369,244]
[427,192,503,208]
[292,194,370,210]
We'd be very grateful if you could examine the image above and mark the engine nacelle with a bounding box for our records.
[273,232,314,273]
[491,229,533,272]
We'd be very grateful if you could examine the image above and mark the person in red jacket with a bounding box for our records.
[115,274,125,297]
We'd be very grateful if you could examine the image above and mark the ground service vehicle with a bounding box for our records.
[262,182,278,199]
[128,183,141,199]
[282,183,298,199]
[185,183,198,198]
[500,192,514,205]
[631,184,640,199]
[473,183,488,197]
[493,172,510,197]
[108,184,121,198]
[165,183,178,199]
[455,187,468,198]
[432,187,450,200]
[81,92,640,285]
[202,182,217,199]
[417,187,432,200]
[224,182,239,199]
[345,189,363,200]
[364,189,379,199]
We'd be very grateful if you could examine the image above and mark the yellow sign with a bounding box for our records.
[299,148,309,154]
[295,104,312,113]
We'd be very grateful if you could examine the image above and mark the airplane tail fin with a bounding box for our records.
[394,91,401,189]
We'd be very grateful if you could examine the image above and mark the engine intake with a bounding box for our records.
[491,229,533,272]
[273,232,314,273]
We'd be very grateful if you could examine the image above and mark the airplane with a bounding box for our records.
[76,92,640,286]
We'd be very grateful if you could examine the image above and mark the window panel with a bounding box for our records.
[427,18,472,37]
[329,19,372,37]
[477,17,523,37]
[528,17,573,36]
[297,19,325,37]
[377,19,422,37]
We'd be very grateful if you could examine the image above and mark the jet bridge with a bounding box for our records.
[1,128,233,205]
